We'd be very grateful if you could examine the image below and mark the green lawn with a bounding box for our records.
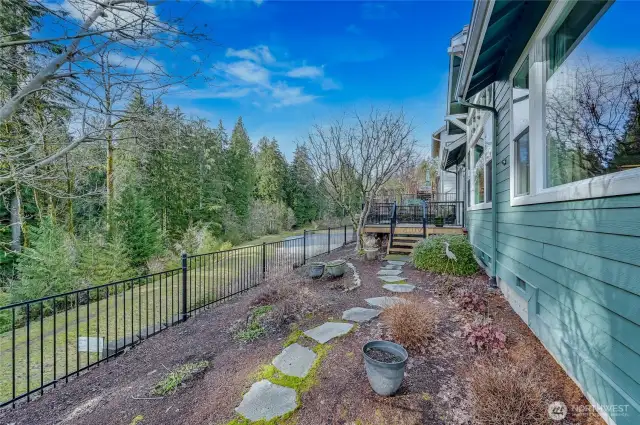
[0,244,304,404]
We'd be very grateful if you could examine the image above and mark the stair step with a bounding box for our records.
[393,236,423,241]
[388,247,413,253]
[392,241,418,247]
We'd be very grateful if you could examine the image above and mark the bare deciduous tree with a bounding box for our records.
[306,108,417,251]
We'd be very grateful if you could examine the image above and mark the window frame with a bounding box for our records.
[467,98,493,211]
[508,0,640,207]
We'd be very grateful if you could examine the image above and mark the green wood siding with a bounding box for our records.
[466,79,640,423]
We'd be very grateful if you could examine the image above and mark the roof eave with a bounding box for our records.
[455,0,495,101]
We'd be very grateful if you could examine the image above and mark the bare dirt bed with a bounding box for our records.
[0,247,604,425]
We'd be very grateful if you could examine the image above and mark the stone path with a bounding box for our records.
[235,380,298,422]
[378,275,407,284]
[342,307,381,323]
[365,296,407,308]
[377,269,403,276]
[272,343,317,378]
[383,284,416,293]
[304,322,354,344]
[233,257,416,423]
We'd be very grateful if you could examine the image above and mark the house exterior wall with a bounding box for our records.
[467,78,640,424]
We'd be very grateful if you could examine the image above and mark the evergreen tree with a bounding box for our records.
[255,137,288,203]
[77,232,133,288]
[224,117,255,221]
[611,99,640,171]
[113,184,162,269]
[12,217,77,304]
[287,145,320,224]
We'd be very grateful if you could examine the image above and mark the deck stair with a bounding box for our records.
[387,234,424,255]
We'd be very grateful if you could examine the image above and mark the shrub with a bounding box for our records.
[151,361,209,395]
[246,270,325,333]
[457,288,488,314]
[462,317,507,353]
[382,297,436,352]
[413,235,478,276]
[469,359,553,425]
[247,200,296,238]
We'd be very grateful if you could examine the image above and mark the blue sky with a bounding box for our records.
[157,0,473,159]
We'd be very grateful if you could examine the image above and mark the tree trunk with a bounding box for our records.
[10,192,21,252]
[355,199,373,252]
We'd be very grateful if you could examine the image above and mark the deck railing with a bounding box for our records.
[366,200,465,229]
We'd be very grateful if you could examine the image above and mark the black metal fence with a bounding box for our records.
[426,201,465,226]
[0,225,355,407]
[365,203,394,225]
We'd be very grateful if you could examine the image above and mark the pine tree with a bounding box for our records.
[255,137,288,203]
[224,117,255,221]
[12,217,77,304]
[287,145,320,224]
[77,232,133,288]
[610,99,640,171]
[113,184,162,269]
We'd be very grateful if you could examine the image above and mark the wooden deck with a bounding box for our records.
[363,224,464,236]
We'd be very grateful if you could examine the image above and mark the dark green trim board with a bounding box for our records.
[464,77,640,424]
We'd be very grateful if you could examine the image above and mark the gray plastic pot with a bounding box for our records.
[309,262,325,279]
[325,259,346,277]
[364,248,378,261]
[362,340,408,396]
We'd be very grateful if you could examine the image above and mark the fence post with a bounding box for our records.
[262,242,267,280]
[302,230,306,264]
[327,227,331,253]
[181,252,188,322]
[343,225,347,245]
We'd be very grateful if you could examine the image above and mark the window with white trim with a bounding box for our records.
[467,86,494,210]
[510,0,640,206]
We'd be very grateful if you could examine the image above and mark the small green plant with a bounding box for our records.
[283,326,303,347]
[152,361,209,395]
[413,235,478,276]
[129,415,144,425]
[235,305,273,342]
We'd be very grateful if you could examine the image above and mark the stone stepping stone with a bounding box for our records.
[378,275,407,284]
[377,269,403,276]
[304,322,353,344]
[384,255,411,262]
[272,343,317,378]
[365,297,407,308]
[383,284,415,293]
[380,264,401,270]
[342,307,382,323]
[235,380,297,422]
[387,260,406,266]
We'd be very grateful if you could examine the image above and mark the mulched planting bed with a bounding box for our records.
[0,246,605,425]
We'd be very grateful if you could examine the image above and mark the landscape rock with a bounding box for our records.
[235,380,297,421]
[272,343,317,378]
[304,322,353,344]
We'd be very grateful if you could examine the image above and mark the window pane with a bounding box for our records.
[475,166,485,204]
[545,0,640,187]
[513,56,529,139]
[485,159,493,202]
[515,131,530,195]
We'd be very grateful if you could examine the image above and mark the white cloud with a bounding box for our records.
[170,87,251,99]
[272,82,317,107]
[219,60,271,86]
[321,78,341,91]
[108,52,163,73]
[287,65,324,79]
[191,54,202,63]
[58,0,158,38]
[226,45,275,64]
